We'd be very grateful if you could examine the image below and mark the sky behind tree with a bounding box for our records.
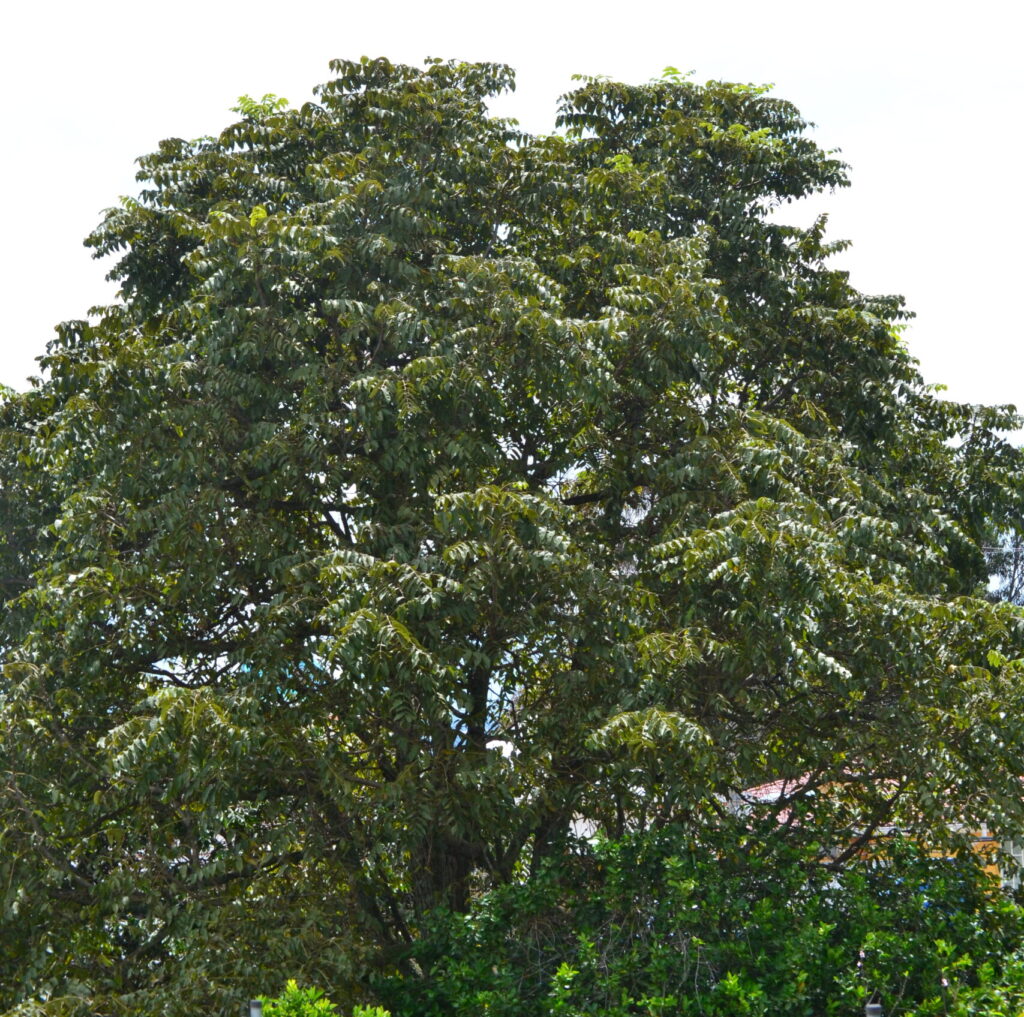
[2,0,1021,416]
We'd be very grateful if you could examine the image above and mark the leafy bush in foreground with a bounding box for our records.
[378,832,1024,1017]
[261,980,390,1017]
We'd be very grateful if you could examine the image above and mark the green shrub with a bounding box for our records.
[261,981,390,1017]
[262,982,338,1017]
[376,830,1024,1017]
[904,948,1024,1016]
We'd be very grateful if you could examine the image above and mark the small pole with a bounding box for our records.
[243,1002,264,1017]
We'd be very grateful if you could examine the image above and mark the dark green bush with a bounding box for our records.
[903,949,1024,1016]
[376,830,1024,1017]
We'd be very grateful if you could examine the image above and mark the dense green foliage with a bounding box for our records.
[380,834,1024,1017]
[2,56,1024,1014]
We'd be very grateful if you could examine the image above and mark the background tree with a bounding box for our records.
[2,57,1024,1015]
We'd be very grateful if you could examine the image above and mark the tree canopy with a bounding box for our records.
[2,56,1024,1015]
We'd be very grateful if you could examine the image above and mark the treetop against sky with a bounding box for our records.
[1,0,1022,414]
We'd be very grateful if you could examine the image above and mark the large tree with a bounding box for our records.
[2,57,1024,1015]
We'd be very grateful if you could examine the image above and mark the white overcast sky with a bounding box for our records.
[2,0,1021,416]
